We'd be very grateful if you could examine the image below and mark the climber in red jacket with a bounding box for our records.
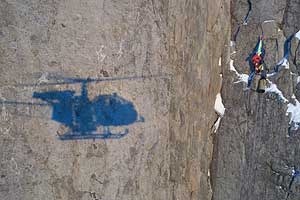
[246,35,268,93]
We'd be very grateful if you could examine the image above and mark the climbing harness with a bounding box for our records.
[246,35,268,92]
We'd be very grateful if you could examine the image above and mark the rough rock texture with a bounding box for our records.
[212,0,300,200]
[0,0,229,200]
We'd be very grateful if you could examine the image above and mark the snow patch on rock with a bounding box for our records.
[295,30,300,40]
[265,81,288,103]
[214,93,225,117]
[287,99,300,127]
[213,93,225,133]
[230,59,249,84]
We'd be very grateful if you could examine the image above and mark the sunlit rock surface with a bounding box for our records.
[0,0,229,200]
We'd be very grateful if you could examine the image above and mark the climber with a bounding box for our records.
[246,35,268,93]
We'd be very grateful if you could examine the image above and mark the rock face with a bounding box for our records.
[0,1,229,200]
[212,0,300,200]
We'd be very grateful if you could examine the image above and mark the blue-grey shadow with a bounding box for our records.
[4,74,171,140]
[32,83,144,140]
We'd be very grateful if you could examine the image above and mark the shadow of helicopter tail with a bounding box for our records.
[58,128,129,140]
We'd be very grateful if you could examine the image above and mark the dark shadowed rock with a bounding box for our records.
[0,0,229,200]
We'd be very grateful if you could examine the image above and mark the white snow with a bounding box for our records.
[290,72,297,76]
[229,59,249,84]
[295,30,300,40]
[267,72,277,78]
[214,93,225,117]
[271,52,289,76]
[230,41,235,47]
[213,117,222,133]
[276,58,289,70]
[218,57,222,67]
[263,20,275,23]
[283,59,290,69]
[213,93,225,133]
[234,73,249,84]
[297,76,300,84]
[287,99,300,124]
[265,81,288,103]
[280,58,289,68]
[229,59,237,72]
[286,96,300,133]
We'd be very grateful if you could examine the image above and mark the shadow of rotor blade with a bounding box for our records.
[16,74,172,87]
[16,80,78,87]
[0,100,50,106]
[63,74,172,83]
[6,111,51,120]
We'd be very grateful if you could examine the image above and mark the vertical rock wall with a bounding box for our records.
[212,0,300,200]
[167,0,229,199]
[0,0,229,200]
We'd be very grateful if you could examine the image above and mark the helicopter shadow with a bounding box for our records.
[2,74,170,140]
[32,88,144,140]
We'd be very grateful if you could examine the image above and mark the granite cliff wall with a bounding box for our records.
[212,0,300,200]
[0,1,230,200]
